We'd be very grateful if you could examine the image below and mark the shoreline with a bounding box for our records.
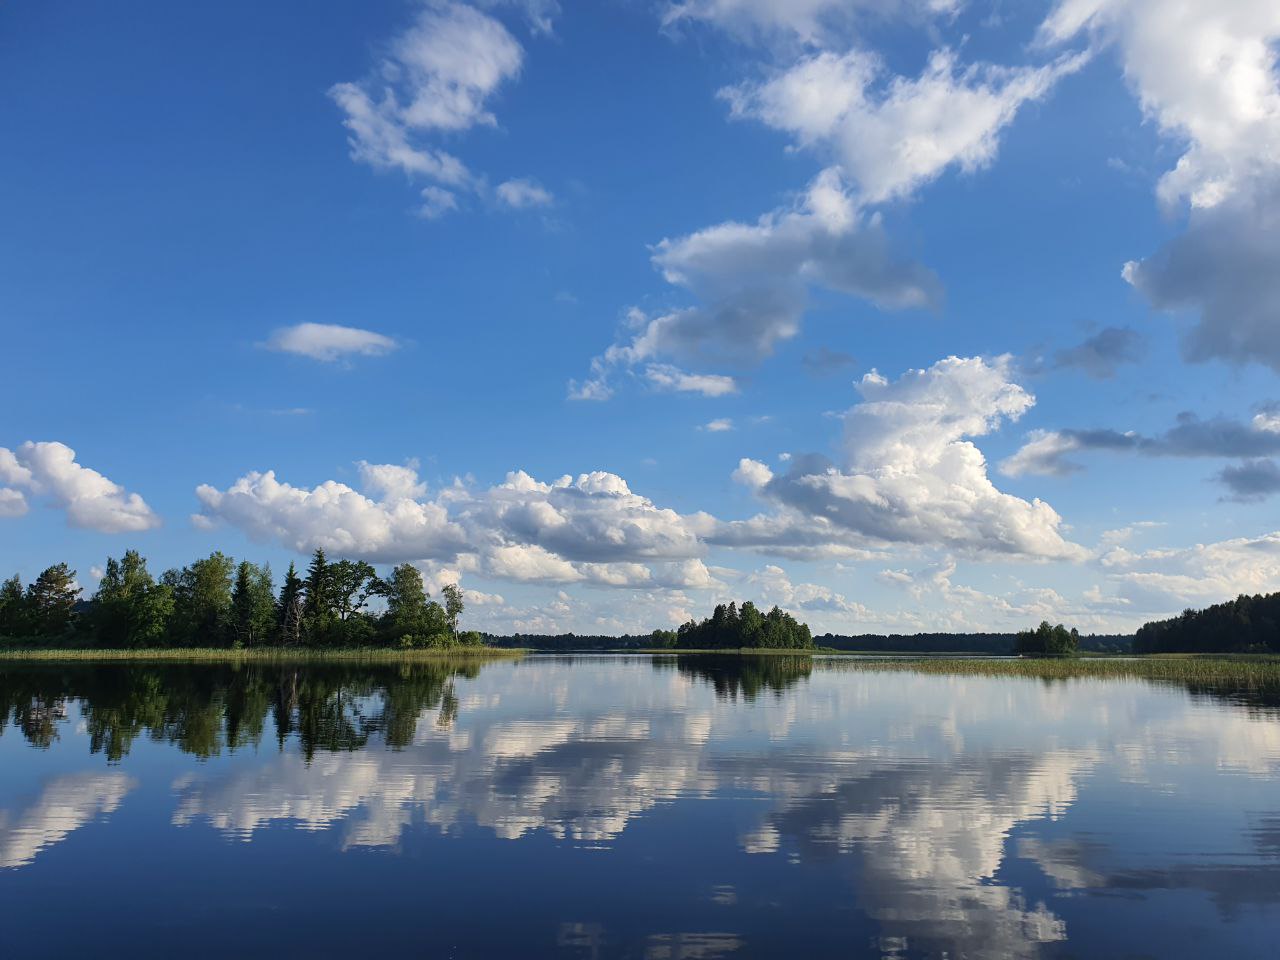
[0,647,527,663]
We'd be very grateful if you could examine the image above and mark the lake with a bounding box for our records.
[2,654,1279,958]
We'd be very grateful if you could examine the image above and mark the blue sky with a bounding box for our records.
[4,0,1280,635]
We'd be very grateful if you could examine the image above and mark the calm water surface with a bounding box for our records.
[2,655,1279,958]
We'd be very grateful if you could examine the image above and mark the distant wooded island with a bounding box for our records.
[2,550,1278,655]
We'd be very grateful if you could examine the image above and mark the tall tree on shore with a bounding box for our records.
[0,574,27,639]
[26,564,81,639]
[277,562,304,647]
[166,552,235,646]
[442,583,464,642]
[92,550,173,648]
[231,561,276,648]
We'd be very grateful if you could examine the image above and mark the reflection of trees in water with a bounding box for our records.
[658,655,813,701]
[0,660,485,761]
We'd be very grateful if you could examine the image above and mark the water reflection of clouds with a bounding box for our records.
[0,772,135,868]
[6,659,1280,956]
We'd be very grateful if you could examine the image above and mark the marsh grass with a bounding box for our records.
[0,647,526,663]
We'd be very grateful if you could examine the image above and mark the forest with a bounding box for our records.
[0,549,482,650]
[1134,592,1280,654]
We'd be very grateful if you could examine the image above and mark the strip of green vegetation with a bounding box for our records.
[0,647,525,663]
[820,654,1280,685]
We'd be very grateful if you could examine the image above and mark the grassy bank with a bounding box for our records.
[0,647,526,663]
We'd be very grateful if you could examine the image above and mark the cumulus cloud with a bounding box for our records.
[712,356,1085,560]
[0,441,160,534]
[1001,409,1280,478]
[195,462,717,591]
[723,47,1088,205]
[1042,0,1280,369]
[1099,530,1280,609]
[1050,326,1145,378]
[266,323,398,362]
[576,169,940,397]
[329,1,546,216]
[194,467,466,563]
[747,564,872,620]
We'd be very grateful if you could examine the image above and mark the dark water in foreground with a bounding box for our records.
[2,656,1279,958]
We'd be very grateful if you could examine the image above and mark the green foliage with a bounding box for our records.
[441,583,464,640]
[25,564,81,640]
[0,574,29,640]
[0,548,488,652]
[277,562,304,647]
[1014,621,1080,657]
[1135,593,1280,654]
[675,600,813,650]
[231,561,276,648]
[165,552,235,647]
[92,551,174,648]
[649,629,677,649]
[379,563,450,646]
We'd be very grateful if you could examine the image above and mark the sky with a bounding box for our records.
[3,0,1280,636]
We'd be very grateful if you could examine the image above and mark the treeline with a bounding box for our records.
[0,549,482,650]
[817,632,1129,654]
[1135,593,1280,654]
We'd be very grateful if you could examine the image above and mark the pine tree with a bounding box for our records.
[277,562,304,647]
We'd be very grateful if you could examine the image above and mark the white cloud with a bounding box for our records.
[357,460,428,502]
[419,185,460,219]
[712,356,1085,560]
[266,323,398,362]
[495,177,554,209]
[1041,0,1280,369]
[0,487,27,518]
[747,563,872,619]
[196,463,717,591]
[1098,530,1280,610]
[661,0,961,46]
[700,418,734,432]
[194,466,466,563]
[577,169,940,396]
[1041,0,1280,212]
[0,441,160,534]
[645,364,739,398]
[329,1,546,215]
[724,47,1088,205]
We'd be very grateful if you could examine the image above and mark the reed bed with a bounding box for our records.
[817,654,1280,686]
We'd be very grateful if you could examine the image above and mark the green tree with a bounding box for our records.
[379,563,449,646]
[92,550,174,648]
[329,559,377,622]
[442,583,465,643]
[1015,621,1080,657]
[26,563,81,640]
[231,561,276,648]
[166,552,235,646]
[0,574,28,639]
[277,562,304,647]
